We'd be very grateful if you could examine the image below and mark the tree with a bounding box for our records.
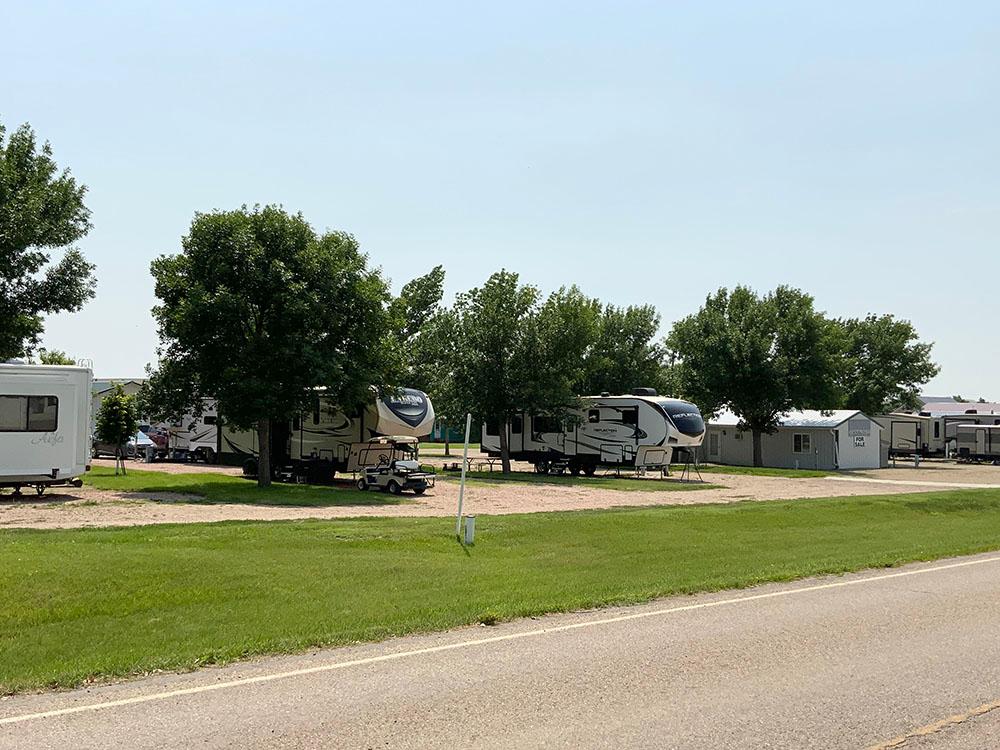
[579,303,668,396]
[37,348,75,365]
[148,205,396,486]
[837,314,939,415]
[667,286,842,466]
[433,272,599,473]
[94,384,139,475]
[0,120,96,360]
[390,265,445,341]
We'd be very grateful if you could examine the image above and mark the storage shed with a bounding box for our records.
[701,409,883,470]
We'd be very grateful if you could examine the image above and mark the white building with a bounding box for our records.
[702,409,884,471]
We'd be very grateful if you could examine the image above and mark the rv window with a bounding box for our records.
[620,409,638,426]
[588,409,600,424]
[793,433,811,453]
[485,420,499,436]
[313,404,321,425]
[934,422,940,438]
[203,415,218,426]
[533,415,562,433]
[511,415,523,434]
[0,395,58,432]
[292,415,301,431]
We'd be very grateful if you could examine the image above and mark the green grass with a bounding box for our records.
[674,463,832,478]
[84,466,403,507]
[5,488,1000,692]
[439,470,720,492]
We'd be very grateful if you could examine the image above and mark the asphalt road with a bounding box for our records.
[4,553,1000,749]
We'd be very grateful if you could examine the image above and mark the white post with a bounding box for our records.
[456,412,472,537]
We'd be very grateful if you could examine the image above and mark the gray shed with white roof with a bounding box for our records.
[701,409,883,470]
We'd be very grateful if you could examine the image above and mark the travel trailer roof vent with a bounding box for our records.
[630,387,658,397]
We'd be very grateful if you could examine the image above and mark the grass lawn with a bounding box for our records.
[84,466,402,508]
[439,470,720,492]
[674,464,832,478]
[4,488,1000,692]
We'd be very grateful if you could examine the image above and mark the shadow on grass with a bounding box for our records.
[84,467,411,508]
[437,470,719,492]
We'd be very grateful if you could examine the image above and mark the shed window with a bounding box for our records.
[0,395,59,432]
[734,430,743,440]
[793,433,811,453]
[708,432,719,456]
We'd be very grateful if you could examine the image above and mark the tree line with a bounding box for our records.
[0,118,939,477]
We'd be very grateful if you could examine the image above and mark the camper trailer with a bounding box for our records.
[955,424,1000,463]
[481,390,705,474]
[873,413,945,458]
[220,387,435,482]
[163,401,220,462]
[0,363,92,495]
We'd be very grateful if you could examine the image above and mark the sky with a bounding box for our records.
[2,1,998,396]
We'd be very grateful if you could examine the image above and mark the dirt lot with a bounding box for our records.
[1,459,999,530]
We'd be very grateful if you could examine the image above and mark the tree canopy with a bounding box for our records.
[667,286,842,466]
[0,120,96,360]
[579,303,669,396]
[838,314,939,415]
[37,348,76,365]
[148,205,396,485]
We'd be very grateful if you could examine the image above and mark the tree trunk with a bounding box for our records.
[257,418,272,487]
[751,429,763,467]
[499,419,511,474]
[444,422,451,457]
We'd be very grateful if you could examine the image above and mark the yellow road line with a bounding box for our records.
[867,698,1000,749]
[3,554,1000,727]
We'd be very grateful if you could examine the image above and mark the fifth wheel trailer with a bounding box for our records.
[0,363,92,495]
[481,390,706,474]
[955,424,1000,463]
[219,387,435,482]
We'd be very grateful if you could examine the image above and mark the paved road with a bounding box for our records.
[4,554,1000,749]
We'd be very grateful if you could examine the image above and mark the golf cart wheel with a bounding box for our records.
[388,480,402,495]
[357,477,368,491]
[583,463,596,477]
[413,487,426,495]
[535,461,551,475]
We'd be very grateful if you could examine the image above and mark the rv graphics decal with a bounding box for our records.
[380,388,428,428]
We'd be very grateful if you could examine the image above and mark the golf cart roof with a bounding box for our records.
[366,435,418,445]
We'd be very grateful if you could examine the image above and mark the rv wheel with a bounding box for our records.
[569,465,581,476]
[583,463,596,477]
[242,459,258,477]
[535,461,551,475]
[201,448,216,464]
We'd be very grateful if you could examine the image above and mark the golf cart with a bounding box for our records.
[353,436,436,495]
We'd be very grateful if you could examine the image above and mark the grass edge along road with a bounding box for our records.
[4,487,1000,693]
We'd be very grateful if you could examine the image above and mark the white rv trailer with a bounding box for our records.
[162,401,220,462]
[219,387,435,482]
[481,390,706,474]
[0,363,92,495]
[955,424,1000,463]
[872,413,946,458]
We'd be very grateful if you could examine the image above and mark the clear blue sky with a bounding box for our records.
[3,1,998,397]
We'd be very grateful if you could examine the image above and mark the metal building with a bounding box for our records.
[701,409,883,471]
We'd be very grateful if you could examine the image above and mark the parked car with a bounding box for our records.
[91,431,155,459]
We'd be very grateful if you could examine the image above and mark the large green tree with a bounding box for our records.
[838,314,939,415]
[667,286,842,466]
[0,121,96,360]
[37,348,76,365]
[434,272,598,472]
[579,303,668,396]
[148,205,395,486]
